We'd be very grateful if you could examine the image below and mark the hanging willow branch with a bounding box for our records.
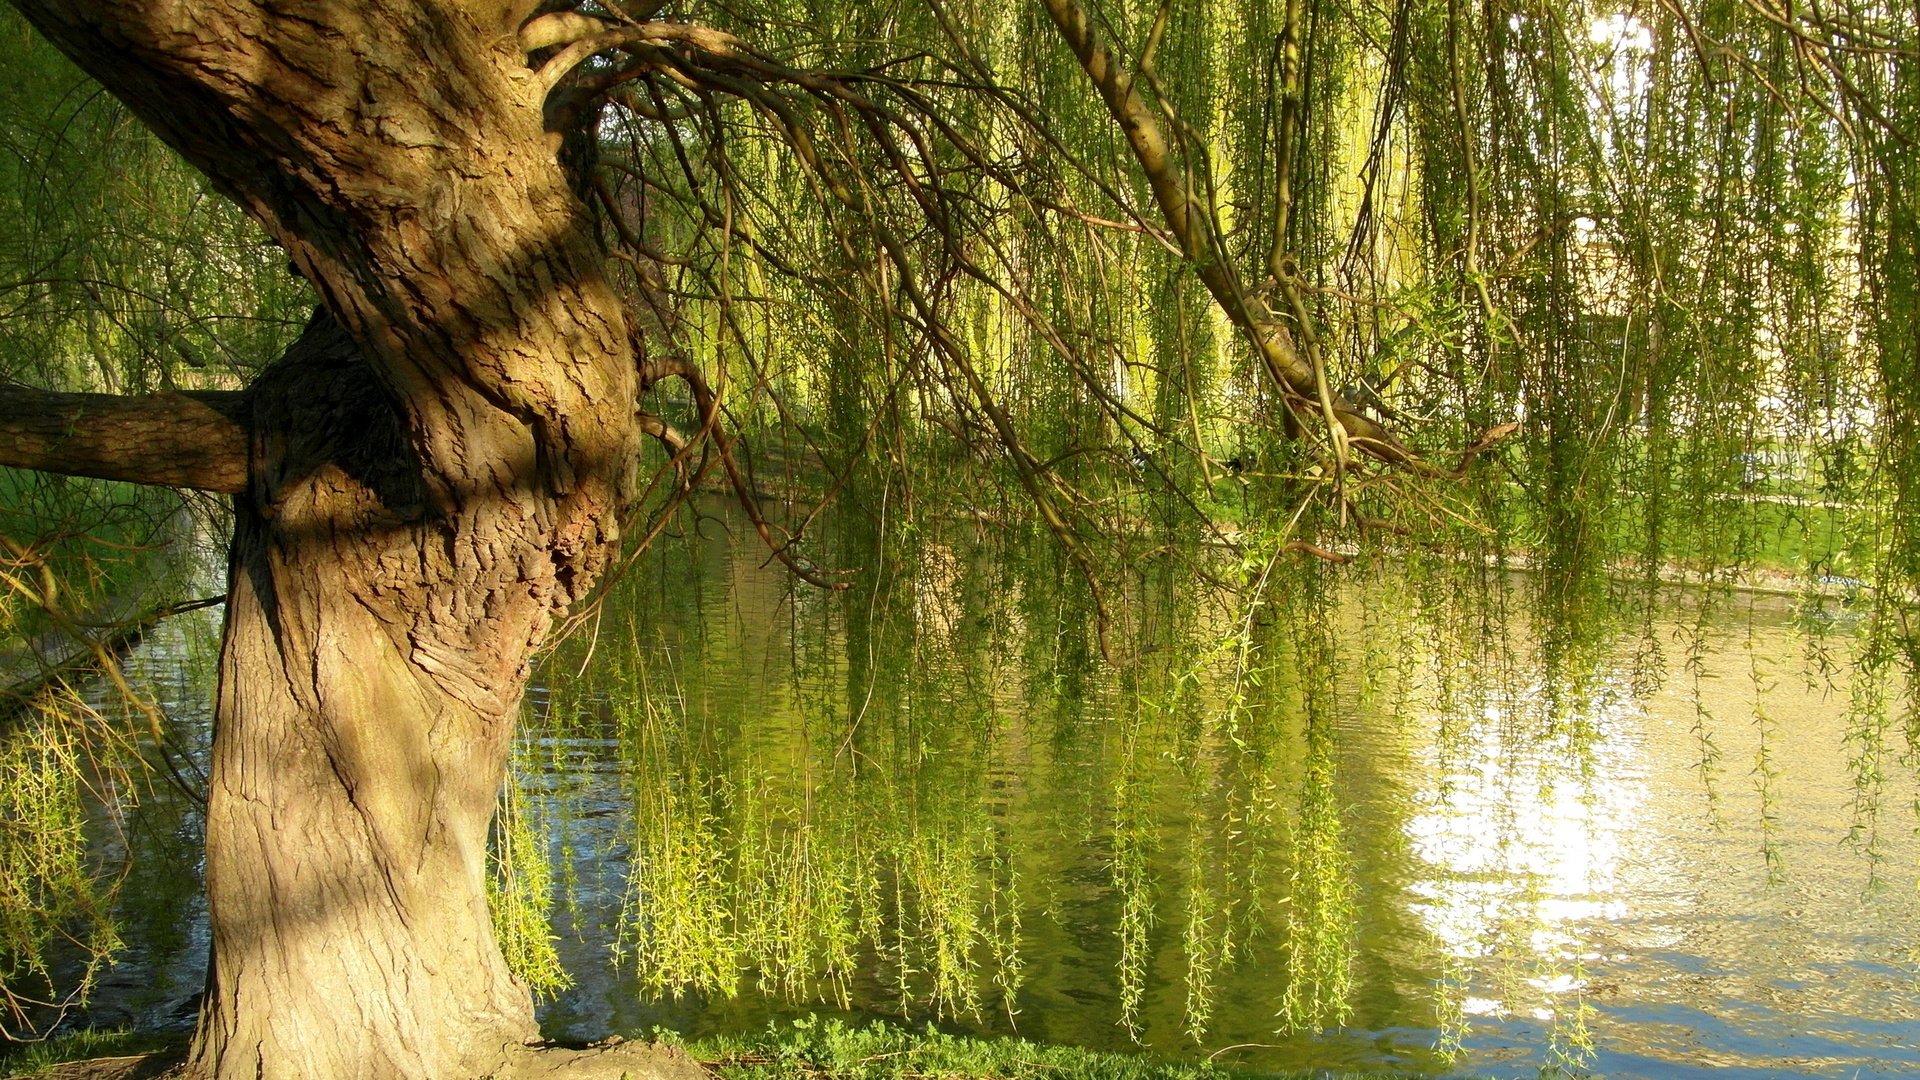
[1034,0,1443,478]
[510,0,1904,607]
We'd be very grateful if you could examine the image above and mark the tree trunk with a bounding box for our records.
[0,3,645,1075]
[185,316,538,1079]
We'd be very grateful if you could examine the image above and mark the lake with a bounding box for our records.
[71,506,1920,1077]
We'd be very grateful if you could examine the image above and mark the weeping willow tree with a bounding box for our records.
[0,0,1912,1076]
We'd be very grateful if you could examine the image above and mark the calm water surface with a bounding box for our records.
[82,515,1920,1078]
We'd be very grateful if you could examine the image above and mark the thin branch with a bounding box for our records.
[646,355,853,591]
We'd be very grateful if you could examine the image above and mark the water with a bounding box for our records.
[62,512,1920,1077]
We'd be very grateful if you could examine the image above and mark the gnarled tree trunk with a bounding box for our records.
[194,316,542,1078]
[0,1,642,1076]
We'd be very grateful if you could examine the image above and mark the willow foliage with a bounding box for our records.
[554,4,1920,872]
[582,0,1909,603]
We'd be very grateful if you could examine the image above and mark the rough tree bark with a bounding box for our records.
[0,1,642,1076]
[199,315,543,1078]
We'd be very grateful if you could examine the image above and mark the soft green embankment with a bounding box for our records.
[680,1018,1389,1080]
[0,1027,181,1077]
[1,1019,1422,1079]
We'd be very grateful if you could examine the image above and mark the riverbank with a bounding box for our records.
[1,1019,1415,1079]
[681,1017,1384,1079]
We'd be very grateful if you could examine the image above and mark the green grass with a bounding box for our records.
[0,1028,183,1077]
[676,1017,1398,1080]
[3,1018,1433,1079]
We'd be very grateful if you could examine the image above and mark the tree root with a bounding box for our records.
[493,1038,711,1080]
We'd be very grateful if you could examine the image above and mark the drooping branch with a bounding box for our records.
[1035,0,1429,471]
[644,354,852,591]
[0,385,250,493]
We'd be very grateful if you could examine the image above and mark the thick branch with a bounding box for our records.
[519,9,610,53]
[0,385,250,493]
[537,21,743,92]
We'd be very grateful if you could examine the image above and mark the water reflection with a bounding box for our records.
[56,511,1920,1077]
[512,518,1920,1076]
[1404,678,1644,1072]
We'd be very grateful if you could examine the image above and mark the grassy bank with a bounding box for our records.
[0,1029,183,1078]
[678,1017,1373,1080]
[3,1019,1421,1079]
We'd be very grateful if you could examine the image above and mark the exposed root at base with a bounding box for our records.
[493,1038,711,1080]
